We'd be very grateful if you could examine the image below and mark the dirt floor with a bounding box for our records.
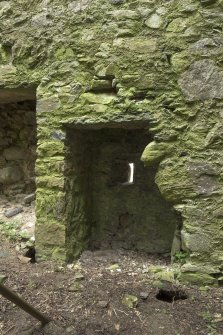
[0,234,223,335]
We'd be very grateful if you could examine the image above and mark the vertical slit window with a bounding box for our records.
[128,163,135,184]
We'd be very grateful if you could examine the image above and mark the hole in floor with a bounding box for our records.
[156,288,188,303]
[24,247,36,263]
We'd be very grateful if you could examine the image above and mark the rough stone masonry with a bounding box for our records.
[0,0,223,285]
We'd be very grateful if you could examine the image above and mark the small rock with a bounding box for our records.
[18,255,31,264]
[4,207,23,218]
[140,292,149,300]
[24,193,36,204]
[213,313,223,323]
[66,326,77,333]
[0,250,9,258]
[145,14,162,29]
[68,281,82,292]
[20,242,26,249]
[51,130,65,141]
[73,272,85,281]
[15,245,20,252]
[154,270,175,283]
[0,274,7,284]
[97,300,109,308]
[106,264,121,272]
[122,294,138,308]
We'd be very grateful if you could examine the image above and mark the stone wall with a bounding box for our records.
[1,0,223,283]
[0,101,36,198]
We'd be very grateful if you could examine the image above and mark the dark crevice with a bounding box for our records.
[25,247,36,263]
[129,93,147,101]
[156,288,188,303]
[88,87,118,94]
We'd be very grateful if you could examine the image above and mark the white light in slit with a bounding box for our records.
[128,163,135,183]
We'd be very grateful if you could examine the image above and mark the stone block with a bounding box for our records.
[113,37,157,53]
[81,92,116,105]
[179,60,223,101]
[145,14,163,29]
[111,10,140,20]
[0,166,22,184]
[179,272,217,286]
[4,147,27,160]
[141,141,172,166]
[36,97,60,114]
[4,206,23,218]
[37,141,64,157]
[181,231,212,253]
[24,193,36,204]
[68,0,90,13]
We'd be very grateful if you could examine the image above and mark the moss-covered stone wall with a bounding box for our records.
[1,0,223,283]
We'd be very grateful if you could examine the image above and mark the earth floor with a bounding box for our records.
[0,234,223,335]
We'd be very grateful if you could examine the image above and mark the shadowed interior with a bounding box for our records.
[65,127,179,260]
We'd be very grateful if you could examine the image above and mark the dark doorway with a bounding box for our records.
[65,126,178,259]
[0,91,36,199]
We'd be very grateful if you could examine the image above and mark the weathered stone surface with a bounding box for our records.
[179,60,223,101]
[179,272,217,286]
[140,292,149,300]
[181,263,219,275]
[4,207,23,218]
[81,92,116,105]
[111,10,140,20]
[113,37,157,53]
[0,166,22,185]
[31,13,49,27]
[189,38,223,56]
[0,274,7,284]
[68,0,90,13]
[3,147,27,160]
[0,88,36,103]
[141,142,172,166]
[24,193,36,204]
[145,14,163,29]
[36,97,61,114]
[181,231,213,253]
[167,18,189,32]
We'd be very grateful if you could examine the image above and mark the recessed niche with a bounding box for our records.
[0,90,37,199]
[65,126,179,259]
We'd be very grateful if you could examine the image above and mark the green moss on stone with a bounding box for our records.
[179,272,217,286]
[141,141,173,167]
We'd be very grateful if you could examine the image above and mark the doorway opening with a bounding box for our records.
[0,88,37,240]
[65,125,179,259]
